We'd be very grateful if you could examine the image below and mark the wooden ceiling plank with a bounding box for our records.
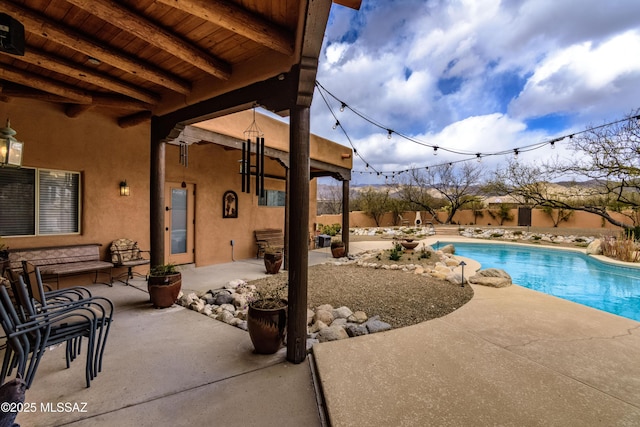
[0,67,92,103]
[0,85,76,104]
[0,48,161,105]
[2,1,191,95]
[65,0,231,80]
[118,110,153,128]
[156,0,294,55]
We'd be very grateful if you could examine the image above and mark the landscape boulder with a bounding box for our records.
[586,239,603,255]
[469,268,512,288]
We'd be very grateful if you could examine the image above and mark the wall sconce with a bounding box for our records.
[119,180,130,196]
[0,119,24,167]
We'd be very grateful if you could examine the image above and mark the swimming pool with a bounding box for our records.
[433,241,640,322]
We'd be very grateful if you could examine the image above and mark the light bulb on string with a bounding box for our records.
[365,163,369,170]
[433,146,438,156]
[550,141,555,150]
[513,149,519,159]
[476,153,482,162]
[340,103,346,112]
[387,129,393,139]
[332,120,339,130]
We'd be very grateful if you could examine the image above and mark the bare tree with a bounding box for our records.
[352,186,391,226]
[317,182,343,215]
[399,163,484,224]
[489,112,640,233]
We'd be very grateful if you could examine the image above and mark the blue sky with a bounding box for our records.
[304,0,640,184]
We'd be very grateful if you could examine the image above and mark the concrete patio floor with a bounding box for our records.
[10,239,640,426]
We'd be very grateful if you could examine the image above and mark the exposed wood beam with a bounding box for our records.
[0,48,160,105]
[156,0,294,55]
[0,84,76,103]
[0,67,92,103]
[118,111,153,128]
[66,0,231,80]
[333,0,362,10]
[91,95,153,111]
[65,104,93,118]
[2,1,191,94]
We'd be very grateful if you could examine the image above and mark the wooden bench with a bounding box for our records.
[254,229,284,258]
[8,243,113,288]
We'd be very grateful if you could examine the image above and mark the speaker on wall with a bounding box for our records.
[0,13,25,56]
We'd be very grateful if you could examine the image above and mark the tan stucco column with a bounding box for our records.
[287,104,310,364]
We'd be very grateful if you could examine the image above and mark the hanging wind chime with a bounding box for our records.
[241,108,265,197]
[179,141,188,187]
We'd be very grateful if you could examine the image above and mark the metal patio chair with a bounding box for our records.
[110,238,150,285]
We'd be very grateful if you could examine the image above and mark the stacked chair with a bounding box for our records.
[0,262,113,388]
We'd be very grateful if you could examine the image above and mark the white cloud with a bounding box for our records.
[313,0,640,183]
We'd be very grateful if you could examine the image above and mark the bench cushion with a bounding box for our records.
[39,261,113,276]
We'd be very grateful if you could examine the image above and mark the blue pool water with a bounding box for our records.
[433,241,640,322]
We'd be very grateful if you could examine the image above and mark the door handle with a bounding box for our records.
[165,227,169,231]
[165,206,171,211]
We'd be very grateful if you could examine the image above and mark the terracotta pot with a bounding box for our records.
[147,273,182,308]
[264,251,283,274]
[247,300,287,354]
[331,245,346,258]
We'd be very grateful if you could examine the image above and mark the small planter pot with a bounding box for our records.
[263,251,283,274]
[147,273,182,308]
[247,300,287,354]
[331,245,346,258]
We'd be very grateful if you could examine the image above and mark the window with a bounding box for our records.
[258,190,286,207]
[0,167,81,236]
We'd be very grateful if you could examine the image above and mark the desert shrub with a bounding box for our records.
[321,223,342,236]
[601,234,640,262]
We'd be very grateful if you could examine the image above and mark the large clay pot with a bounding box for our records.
[147,273,182,308]
[264,251,283,274]
[247,300,287,354]
[331,245,346,258]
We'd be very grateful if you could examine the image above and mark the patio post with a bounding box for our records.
[150,131,165,267]
[287,104,310,364]
[342,179,350,254]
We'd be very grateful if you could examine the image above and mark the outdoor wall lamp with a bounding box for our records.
[119,180,130,196]
[0,119,24,167]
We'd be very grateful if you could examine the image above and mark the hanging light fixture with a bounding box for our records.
[0,119,24,167]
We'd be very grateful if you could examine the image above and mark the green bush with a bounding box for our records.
[320,223,342,236]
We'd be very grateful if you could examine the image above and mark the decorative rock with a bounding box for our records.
[235,310,247,321]
[216,310,235,324]
[309,320,328,334]
[332,318,348,327]
[317,304,334,312]
[307,309,315,325]
[586,239,602,255]
[225,279,246,290]
[440,244,455,254]
[445,258,460,267]
[314,309,334,326]
[365,316,392,333]
[203,305,213,316]
[345,323,369,337]
[236,320,248,331]
[333,306,353,319]
[347,311,368,323]
[214,292,234,305]
[189,299,205,313]
[220,303,235,313]
[202,293,216,305]
[469,268,512,288]
[232,293,247,309]
[317,325,349,342]
[446,272,464,285]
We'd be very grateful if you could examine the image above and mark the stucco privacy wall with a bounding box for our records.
[319,209,633,230]
[0,99,151,262]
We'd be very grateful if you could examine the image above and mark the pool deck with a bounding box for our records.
[11,237,640,426]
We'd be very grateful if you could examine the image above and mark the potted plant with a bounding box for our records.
[147,263,182,308]
[247,282,287,354]
[263,248,283,274]
[330,239,346,258]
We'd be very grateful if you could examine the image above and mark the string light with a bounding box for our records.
[315,81,639,177]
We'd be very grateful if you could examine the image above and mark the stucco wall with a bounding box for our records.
[1,99,324,274]
[0,99,150,260]
[319,208,633,231]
